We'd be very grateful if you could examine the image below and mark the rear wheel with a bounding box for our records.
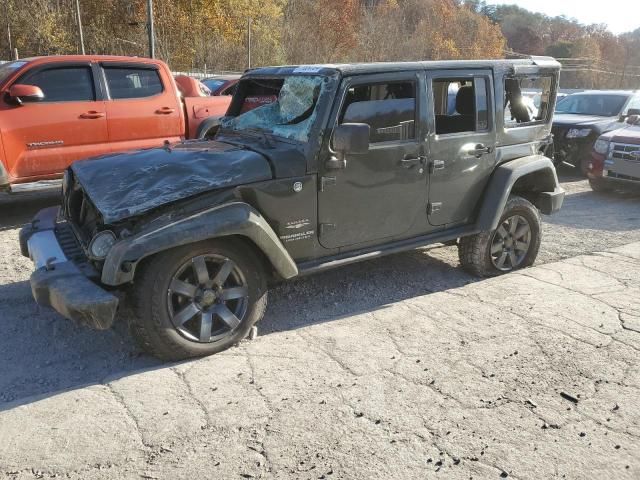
[458,195,541,277]
[130,240,267,361]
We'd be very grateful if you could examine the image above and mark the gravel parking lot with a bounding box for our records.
[0,171,639,479]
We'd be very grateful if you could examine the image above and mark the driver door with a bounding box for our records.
[317,72,429,249]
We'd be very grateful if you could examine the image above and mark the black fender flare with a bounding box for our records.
[101,202,298,286]
[475,155,564,231]
[196,116,223,139]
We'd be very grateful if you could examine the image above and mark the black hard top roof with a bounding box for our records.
[245,56,561,77]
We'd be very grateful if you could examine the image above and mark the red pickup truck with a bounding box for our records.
[0,55,231,191]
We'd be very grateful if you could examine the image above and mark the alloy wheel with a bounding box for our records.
[167,254,249,343]
[490,215,532,271]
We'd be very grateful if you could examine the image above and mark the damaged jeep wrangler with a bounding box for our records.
[20,57,565,360]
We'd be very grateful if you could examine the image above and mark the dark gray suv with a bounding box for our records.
[20,57,565,360]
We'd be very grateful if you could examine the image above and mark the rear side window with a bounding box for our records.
[432,77,490,134]
[504,75,553,127]
[21,67,95,102]
[339,81,416,143]
[104,67,163,99]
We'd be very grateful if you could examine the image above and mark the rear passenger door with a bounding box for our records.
[426,70,496,226]
[101,63,182,150]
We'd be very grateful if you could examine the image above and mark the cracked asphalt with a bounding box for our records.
[0,173,639,479]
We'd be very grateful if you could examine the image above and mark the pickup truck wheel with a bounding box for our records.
[458,196,541,277]
[130,240,268,361]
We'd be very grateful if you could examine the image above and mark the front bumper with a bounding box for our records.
[537,188,565,215]
[20,207,119,330]
[552,129,595,167]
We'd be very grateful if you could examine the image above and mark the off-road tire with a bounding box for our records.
[129,240,268,361]
[588,177,613,193]
[458,195,541,277]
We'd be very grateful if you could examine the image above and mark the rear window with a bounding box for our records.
[504,76,553,127]
[104,67,163,99]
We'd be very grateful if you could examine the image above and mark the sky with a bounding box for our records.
[489,0,639,34]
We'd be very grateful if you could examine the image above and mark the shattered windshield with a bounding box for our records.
[221,75,326,142]
[555,94,629,117]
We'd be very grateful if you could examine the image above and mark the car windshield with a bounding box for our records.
[221,75,326,143]
[202,79,225,91]
[555,94,629,116]
[0,61,27,85]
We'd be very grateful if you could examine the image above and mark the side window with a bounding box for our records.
[432,77,489,135]
[338,81,416,143]
[104,67,163,100]
[504,75,552,127]
[21,67,94,102]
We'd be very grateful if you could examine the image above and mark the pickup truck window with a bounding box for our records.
[104,67,163,100]
[339,81,416,143]
[505,76,552,126]
[21,66,95,102]
[222,75,326,142]
[433,77,489,134]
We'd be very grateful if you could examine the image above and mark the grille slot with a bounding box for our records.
[611,143,640,162]
[55,222,88,265]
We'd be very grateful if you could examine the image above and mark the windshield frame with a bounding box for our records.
[554,93,630,117]
[220,73,337,144]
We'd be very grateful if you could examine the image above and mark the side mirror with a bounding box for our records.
[627,109,640,125]
[327,123,370,170]
[7,84,44,105]
[334,123,370,154]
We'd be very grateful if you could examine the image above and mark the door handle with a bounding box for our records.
[79,111,105,119]
[399,156,426,168]
[467,144,493,158]
[156,107,176,114]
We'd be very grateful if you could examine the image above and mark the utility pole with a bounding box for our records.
[75,0,85,55]
[5,1,12,59]
[247,17,252,69]
[147,0,155,58]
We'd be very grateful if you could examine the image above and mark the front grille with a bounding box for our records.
[55,222,87,264]
[611,143,640,162]
[64,178,101,245]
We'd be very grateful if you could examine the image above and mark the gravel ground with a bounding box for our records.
[0,178,639,478]
[0,172,639,406]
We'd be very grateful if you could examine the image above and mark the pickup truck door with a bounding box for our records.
[0,62,108,180]
[100,62,183,150]
[426,70,497,226]
[318,72,429,249]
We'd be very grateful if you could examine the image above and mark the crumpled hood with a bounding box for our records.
[71,140,272,224]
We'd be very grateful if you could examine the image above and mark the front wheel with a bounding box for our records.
[458,195,541,277]
[129,240,268,361]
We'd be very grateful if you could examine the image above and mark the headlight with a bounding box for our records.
[88,231,117,260]
[566,128,592,139]
[593,139,610,155]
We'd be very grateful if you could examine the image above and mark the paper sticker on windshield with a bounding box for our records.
[293,66,324,74]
